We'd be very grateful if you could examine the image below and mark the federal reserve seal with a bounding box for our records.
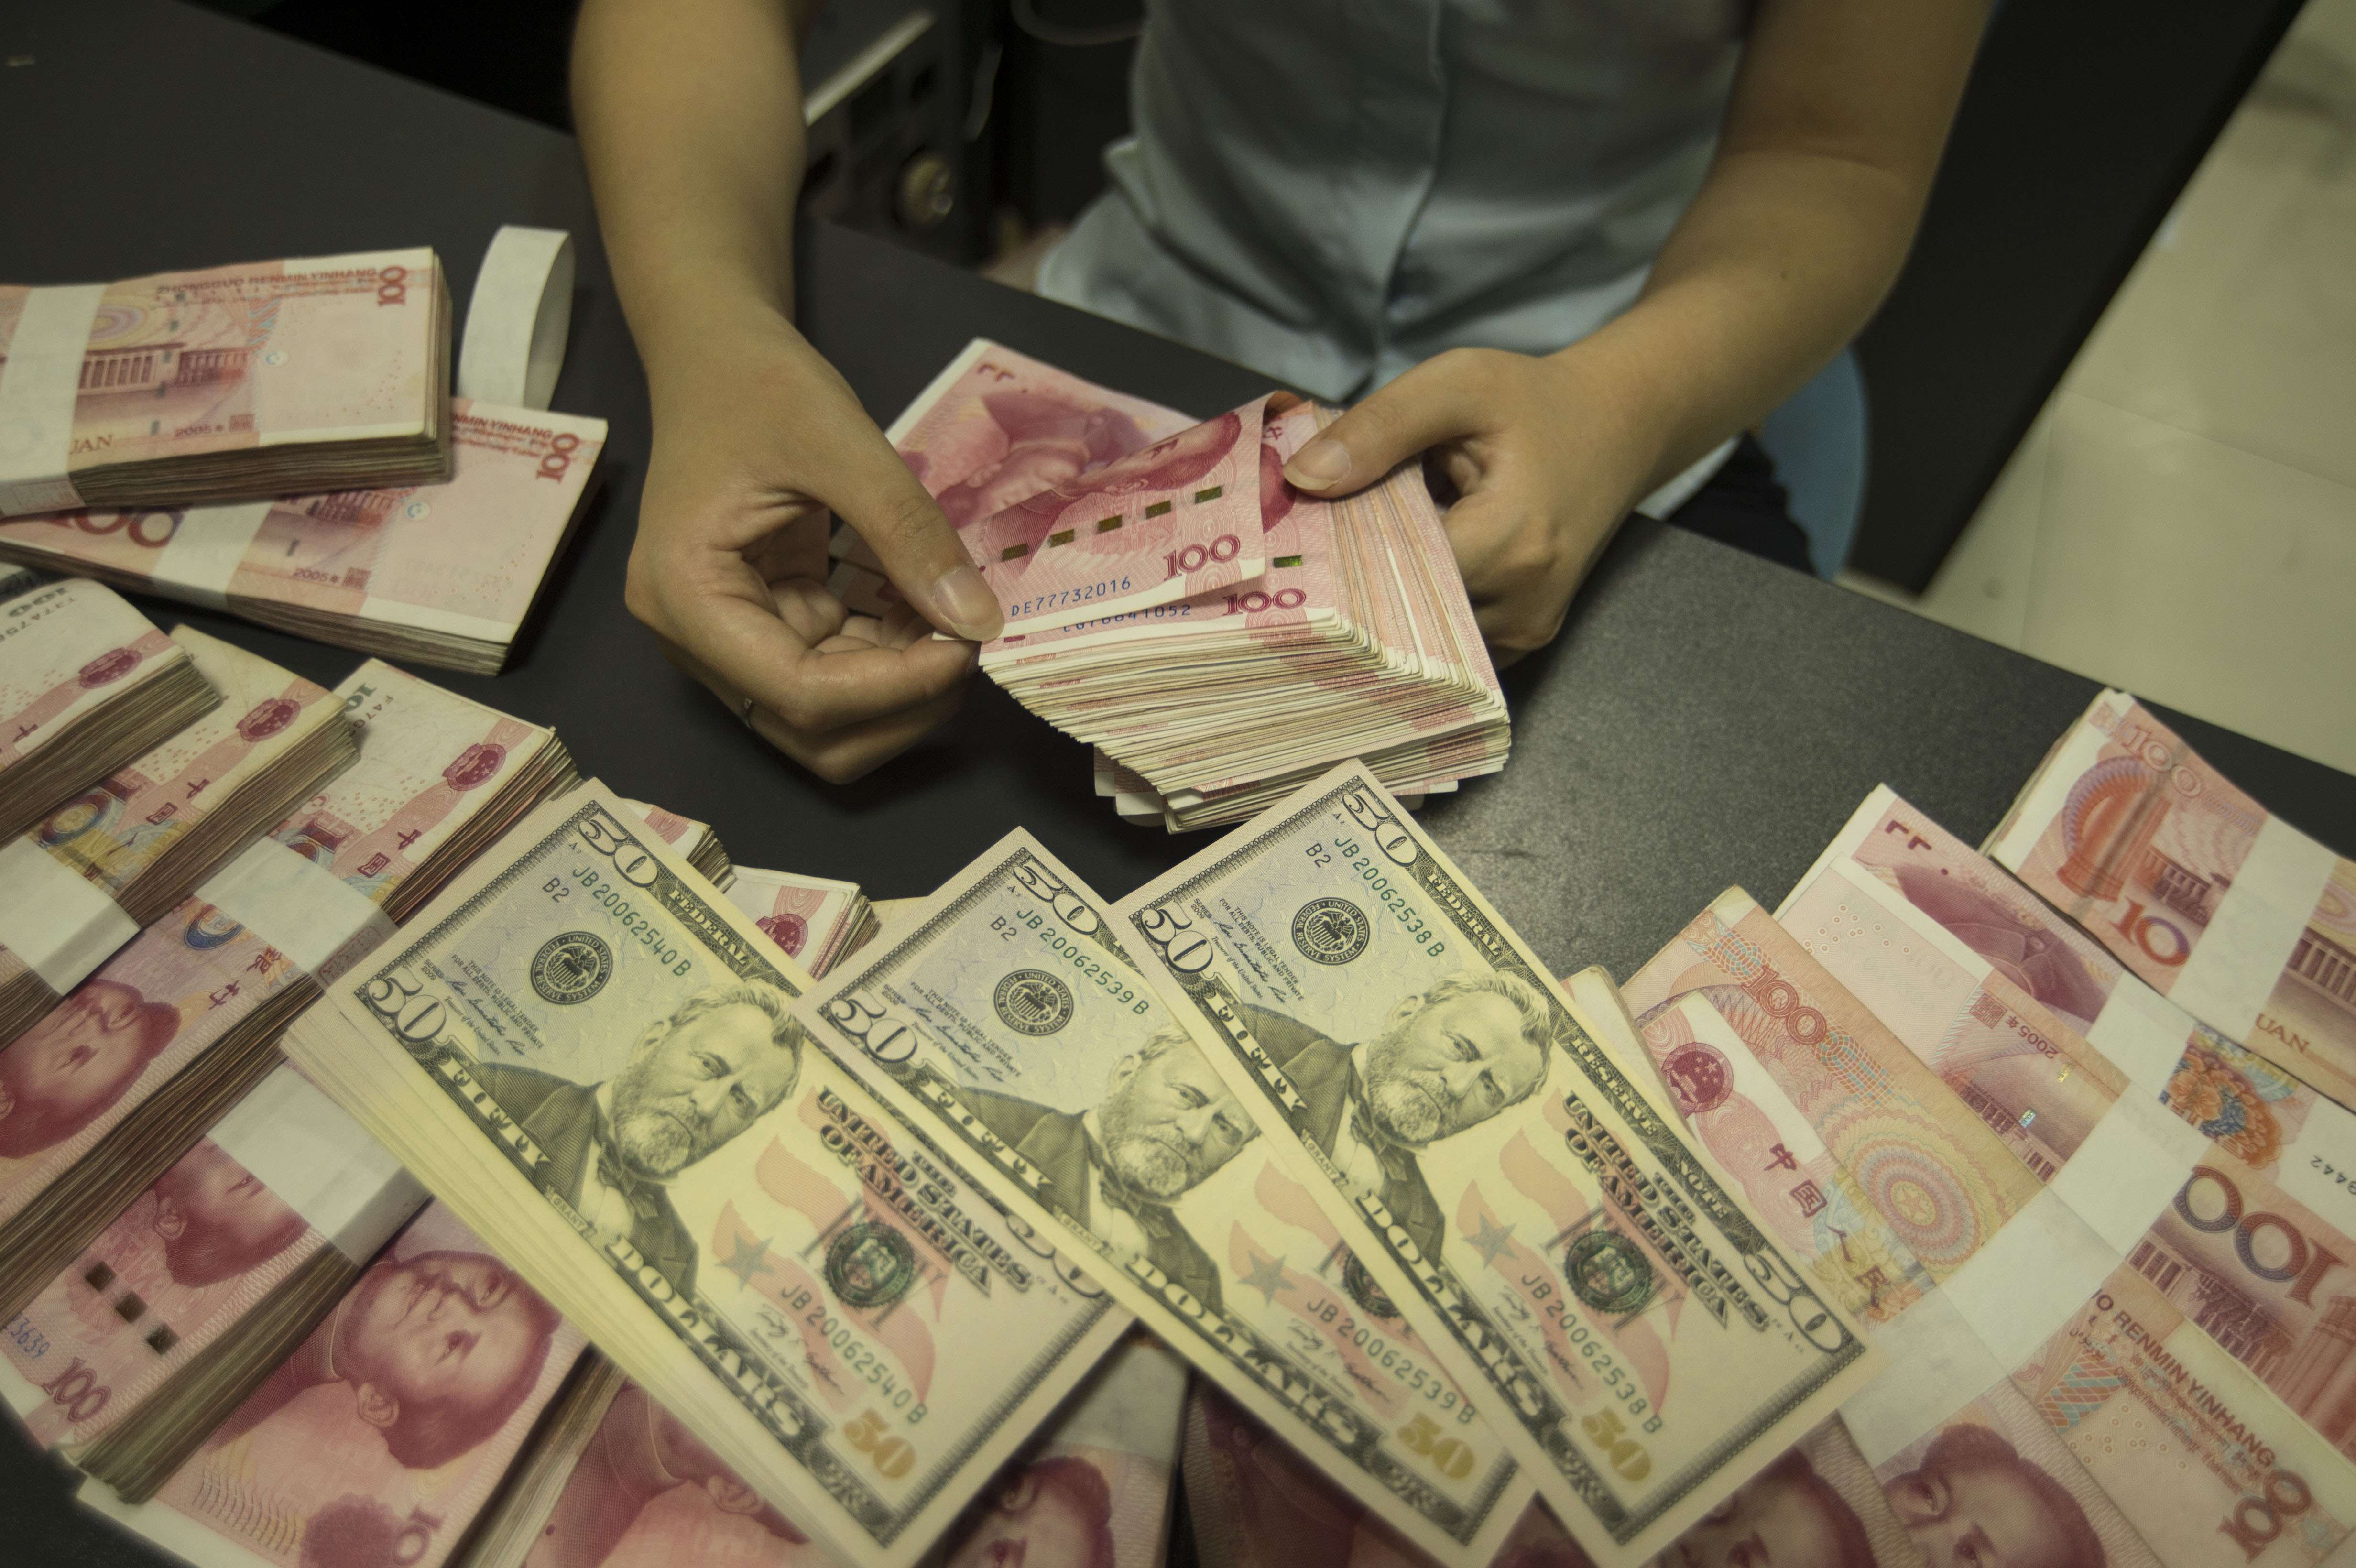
[1563,1231,1655,1317]
[1291,898,1370,966]
[530,931,614,1005]
[993,969,1074,1036]
[827,1221,918,1309]
[1340,1251,1399,1321]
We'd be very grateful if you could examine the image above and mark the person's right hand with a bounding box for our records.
[624,308,1004,784]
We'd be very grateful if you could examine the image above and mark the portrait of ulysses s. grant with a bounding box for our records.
[467,980,806,1301]
[947,1019,1261,1316]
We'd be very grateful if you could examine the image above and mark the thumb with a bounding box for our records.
[1282,354,1481,498]
[828,436,1003,642]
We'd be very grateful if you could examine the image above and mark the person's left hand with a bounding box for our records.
[1279,346,1661,664]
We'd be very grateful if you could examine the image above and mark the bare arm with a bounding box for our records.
[572,0,1003,783]
[1286,0,1986,653]
[1586,0,1987,493]
[573,0,808,394]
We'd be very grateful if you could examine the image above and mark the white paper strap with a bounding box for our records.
[1939,1186,2120,1372]
[151,499,275,611]
[2171,813,2337,1045]
[1840,1288,2010,1464]
[2050,1088,2209,1252]
[194,838,396,983]
[457,226,574,411]
[0,283,103,517]
[0,836,136,992]
[2087,973,2202,1096]
[208,1065,427,1263]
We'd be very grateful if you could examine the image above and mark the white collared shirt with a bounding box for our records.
[573,1082,641,1252]
[1326,1108,1389,1204]
[1076,1109,1155,1261]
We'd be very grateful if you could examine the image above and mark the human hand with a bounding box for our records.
[1279,347,1660,664]
[625,309,1003,783]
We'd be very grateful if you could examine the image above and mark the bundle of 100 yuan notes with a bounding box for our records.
[0,250,453,518]
[0,400,606,675]
[0,628,357,1045]
[0,578,218,839]
[831,341,1510,830]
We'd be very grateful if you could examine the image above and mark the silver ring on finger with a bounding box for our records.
[738,693,758,729]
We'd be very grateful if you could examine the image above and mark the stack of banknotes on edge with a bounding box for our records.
[829,341,1511,829]
[0,250,452,518]
[0,399,608,674]
[0,578,220,838]
[0,626,360,1044]
[724,862,880,975]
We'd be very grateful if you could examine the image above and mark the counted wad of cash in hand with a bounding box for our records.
[830,342,1511,831]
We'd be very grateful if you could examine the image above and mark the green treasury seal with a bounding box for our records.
[826,1221,919,1309]
[1562,1230,1655,1317]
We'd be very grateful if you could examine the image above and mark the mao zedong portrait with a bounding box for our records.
[1243,970,1554,1264]
[0,978,179,1159]
[946,1454,1117,1568]
[953,1023,1258,1313]
[1884,1423,2108,1568]
[1672,1447,1878,1568]
[533,1380,808,1567]
[152,1139,309,1288]
[469,983,802,1297]
[208,1242,560,1471]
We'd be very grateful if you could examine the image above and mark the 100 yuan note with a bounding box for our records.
[83,1201,586,1568]
[1573,962,2167,1568]
[1989,692,2356,1111]
[1627,890,2356,1566]
[1116,763,1882,1563]
[279,783,1127,1568]
[885,338,1267,635]
[794,831,1531,1565]
[0,578,191,778]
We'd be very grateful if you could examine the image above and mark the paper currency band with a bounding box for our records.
[197,1064,428,1267]
[1842,1093,2205,1463]
[2169,812,2337,1043]
[193,836,398,983]
[2084,973,2203,1095]
[150,498,275,611]
[456,225,575,411]
[0,283,105,517]
[0,836,138,992]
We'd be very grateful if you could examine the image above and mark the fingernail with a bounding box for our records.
[930,564,1004,641]
[1284,439,1352,489]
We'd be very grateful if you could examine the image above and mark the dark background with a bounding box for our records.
[207,0,2311,590]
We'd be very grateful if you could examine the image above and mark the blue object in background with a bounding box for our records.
[1758,346,1869,580]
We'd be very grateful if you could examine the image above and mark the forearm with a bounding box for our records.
[1574,147,1928,496]
[571,0,812,399]
[1572,0,1986,499]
